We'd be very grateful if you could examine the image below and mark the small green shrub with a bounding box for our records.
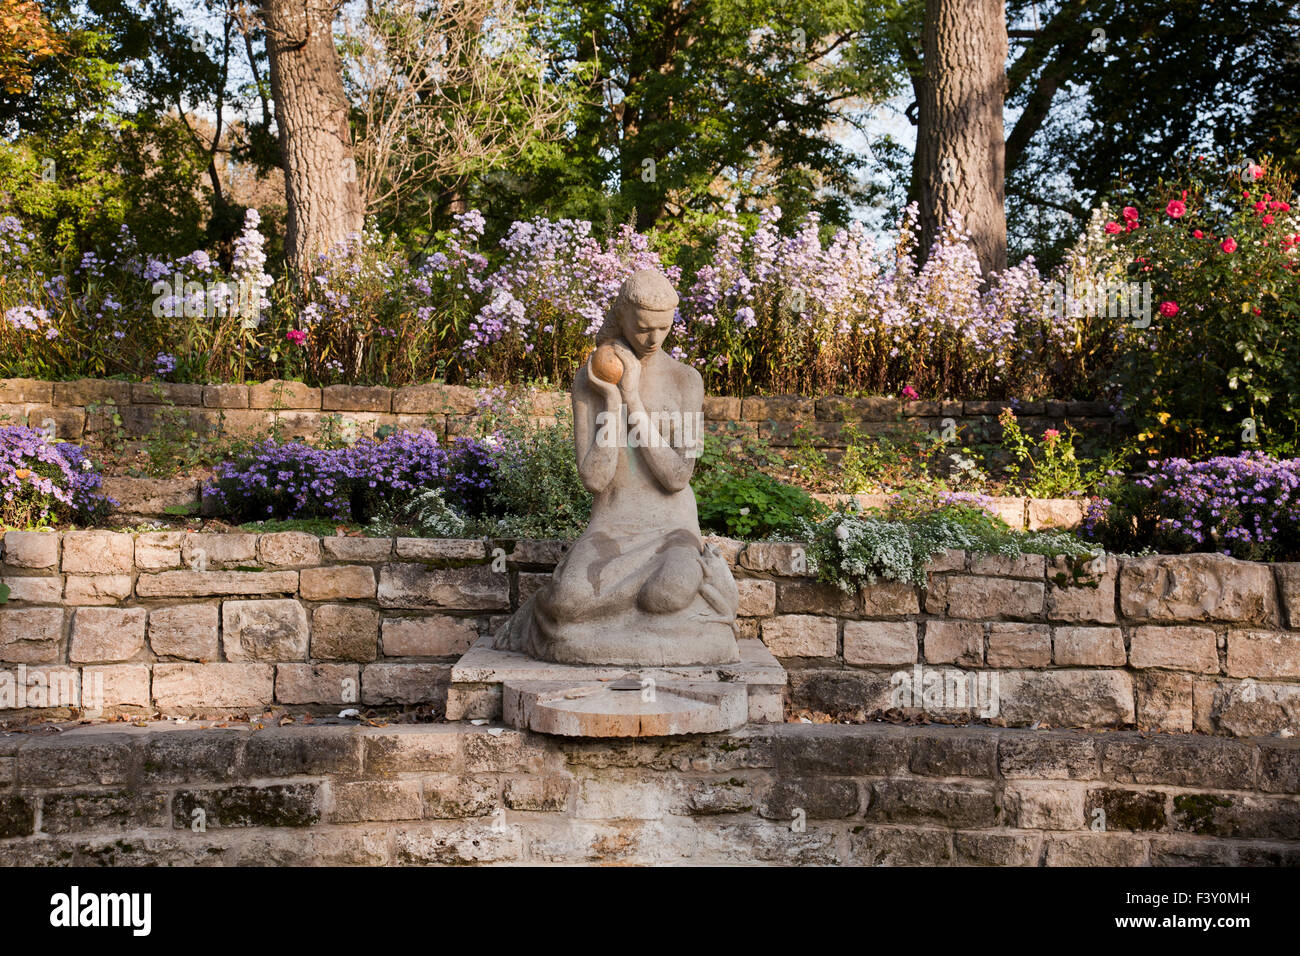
[693,434,825,540]
[696,470,824,540]
[480,410,592,539]
[997,407,1116,498]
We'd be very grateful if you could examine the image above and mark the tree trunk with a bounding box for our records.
[917,0,1008,278]
[260,0,364,282]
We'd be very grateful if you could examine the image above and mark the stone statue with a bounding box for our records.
[495,269,740,666]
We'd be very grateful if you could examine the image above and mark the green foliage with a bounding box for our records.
[1002,0,1300,266]
[240,518,362,537]
[790,419,989,497]
[0,26,131,255]
[478,408,592,540]
[997,407,1118,498]
[290,227,470,386]
[504,0,895,231]
[693,433,826,540]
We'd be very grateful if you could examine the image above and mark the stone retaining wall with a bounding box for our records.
[0,377,1104,529]
[0,376,1114,450]
[0,722,1295,865]
[2,531,1298,737]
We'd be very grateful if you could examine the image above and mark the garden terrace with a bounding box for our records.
[1,529,1298,737]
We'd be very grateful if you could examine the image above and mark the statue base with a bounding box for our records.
[447,634,786,736]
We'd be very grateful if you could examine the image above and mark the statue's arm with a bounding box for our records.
[574,370,619,494]
[630,367,701,494]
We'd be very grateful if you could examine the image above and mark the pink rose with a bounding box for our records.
[1043,429,1060,441]
[1221,237,1238,254]
[286,329,307,346]
[1104,222,1121,235]
[1248,163,1265,180]
[1165,199,1186,218]
[901,385,919,400]
[1122,206,1139,222]
[1263,214,1275,225]
[1158,301,1179,317]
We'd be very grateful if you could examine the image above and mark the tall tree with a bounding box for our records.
[914,0,1007,276]
[340,0,565,242]
[259,0,362,281]
[1003,0,1300,264]
[496,0,897,233]
[889,0,1299,267]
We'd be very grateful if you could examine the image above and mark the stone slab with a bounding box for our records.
[502,679,747,737]
[448,634,785,727]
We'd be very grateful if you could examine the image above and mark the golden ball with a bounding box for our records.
[590,343,624,384]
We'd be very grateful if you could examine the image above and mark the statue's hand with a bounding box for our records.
[611,340,642,402]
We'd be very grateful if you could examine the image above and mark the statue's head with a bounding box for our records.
[597,269,678,358]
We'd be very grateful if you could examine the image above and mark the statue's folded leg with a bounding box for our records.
[637,545,704,614]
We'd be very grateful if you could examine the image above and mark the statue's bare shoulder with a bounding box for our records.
[664,354,704,405]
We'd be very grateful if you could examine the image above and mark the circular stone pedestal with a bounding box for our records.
[501,678,748,737]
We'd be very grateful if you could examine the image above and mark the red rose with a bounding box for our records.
[1104,222,1121,234]
[1221,237,1238,253]
[1122,206,1139,221]
[1254,201,1267,213]
[1158,301,1179,317]
[1263,214,1275,225]
[1165,199,1187,218]
[1193,229,1204,238]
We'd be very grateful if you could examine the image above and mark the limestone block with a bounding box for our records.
[148,604,220,660]
[1130,625,1219,673]
[381,616,477,657]
[1052,626,1125,667]
[310,605,379,662]
[1120,554,1278,624]
[223,599,309,661]
[61,531,133,574]
[843,621,917,666]
[299,565,375,601]
[2,531,59,569]
[69,607,147,662]
[760,614,837,658]
[152,663,274,710]
[258,532,322,568]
